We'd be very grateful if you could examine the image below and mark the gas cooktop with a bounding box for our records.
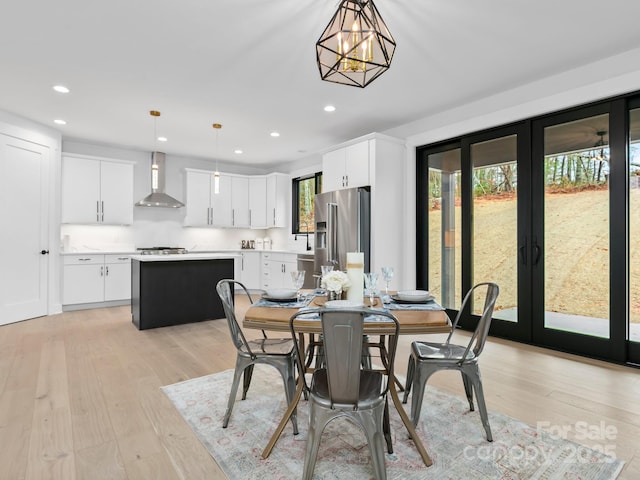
[136,247,188,255]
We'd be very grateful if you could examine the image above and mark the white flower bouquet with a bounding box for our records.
[321,270,351,295]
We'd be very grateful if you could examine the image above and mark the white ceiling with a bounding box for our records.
[2,0,639,166]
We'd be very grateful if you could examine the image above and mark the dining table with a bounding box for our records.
[242,291,452,467]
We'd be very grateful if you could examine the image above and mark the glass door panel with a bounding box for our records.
[427,149,461,310]
[542,113,610,338]
[629,108,640,345]
[471,135,518,321]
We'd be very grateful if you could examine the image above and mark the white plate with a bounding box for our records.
[324,300,365,309]
[396,290,431,302]
[265,288,297,299]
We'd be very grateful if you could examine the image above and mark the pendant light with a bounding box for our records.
[316,0,396,88]
[213,123,222,194]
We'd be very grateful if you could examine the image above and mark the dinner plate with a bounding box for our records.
[261,293,298,303]
[265,288,298,299]
[396,290,432,302]
[324,300,365,309]
[391,294,434,304]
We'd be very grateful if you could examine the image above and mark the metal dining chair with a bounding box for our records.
[402,282,499,442]
[290,307,400,480]
[216,279,298,434]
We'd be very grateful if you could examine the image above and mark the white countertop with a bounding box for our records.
[130,253,241,262]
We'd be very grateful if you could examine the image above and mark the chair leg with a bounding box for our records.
[383,396,393,454]
[223,356,247,428]
[242,364,254,400]
[466,365,493,442]
[461,371,474,411]
[282,358,299,435]
[409,363,437,427]
[402,353,415,404]
[302,403,333,480]
[357,406,387,480]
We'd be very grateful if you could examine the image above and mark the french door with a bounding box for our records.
[417,98,639,364]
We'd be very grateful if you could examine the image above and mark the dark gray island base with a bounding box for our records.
[131,255,235,330]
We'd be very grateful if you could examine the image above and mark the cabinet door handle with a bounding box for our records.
[105,266,109,276]
[345,175,349,187]
[100,266,104,276]
[249,209,252,225]
[40,250,49,255]
[79,258,91,261]
[101,201,104,222]
[117,257,129,261]
[97,200,100,222]
[273,208,276,225]
[232,209,235,226]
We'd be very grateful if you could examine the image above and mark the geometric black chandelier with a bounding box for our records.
[316,0,396,88]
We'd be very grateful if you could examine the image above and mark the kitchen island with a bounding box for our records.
[131,253,237,330]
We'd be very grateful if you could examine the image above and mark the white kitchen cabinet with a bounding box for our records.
[63,254,131,306]
[231,176,250,227]
[238,250,261,289]
[104,254,132,301]
[62,154,134,225]
[261,252,297,289]
[249,176,268,228]
[210,173,233,227]
[184,169,233,227]
[266,173,289,228]
[321,140,370,192]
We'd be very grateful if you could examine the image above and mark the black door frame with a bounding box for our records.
[417,92,640,365]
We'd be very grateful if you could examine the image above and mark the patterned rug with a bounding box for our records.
[162,368,623,480]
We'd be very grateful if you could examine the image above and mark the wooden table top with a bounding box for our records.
[243,295,452,335]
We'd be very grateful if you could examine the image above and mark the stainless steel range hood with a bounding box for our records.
[136,152,185,208]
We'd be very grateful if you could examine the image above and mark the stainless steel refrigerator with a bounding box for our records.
[314,187,371,275]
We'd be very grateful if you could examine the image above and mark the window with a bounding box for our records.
[292,172,322,234]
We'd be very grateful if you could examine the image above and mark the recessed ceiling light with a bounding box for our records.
[53,85,70,93]
[270,132,280,137]
[54,119,67,125]
[157,136,168,142]
[234,149,243,154]
[324,105,336,112]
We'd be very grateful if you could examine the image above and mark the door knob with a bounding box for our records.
[40,250,49,255]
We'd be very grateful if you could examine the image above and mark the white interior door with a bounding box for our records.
[0,134,49,325]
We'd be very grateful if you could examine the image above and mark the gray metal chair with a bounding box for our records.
[290,307,399,480]
[216,279,298,434]
[402,282,499,442]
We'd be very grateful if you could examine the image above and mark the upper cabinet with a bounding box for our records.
[250,173,289,228]
[322,140,370,192]
[249,176,267,228]
[62,154,134,225]
[266,173,289,228]
[184,169,233,227]
[185,169,290,229]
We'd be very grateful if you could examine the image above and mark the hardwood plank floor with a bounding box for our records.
[0,301,638,479]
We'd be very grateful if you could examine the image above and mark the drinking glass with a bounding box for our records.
[381,266,394,295]
[291,271,305,301]
[321,265,334,276]
[364,272,378,307]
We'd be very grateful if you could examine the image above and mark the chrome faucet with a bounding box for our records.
[295,222,312,251]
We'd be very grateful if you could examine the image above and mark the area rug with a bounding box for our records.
[162,368,623,480]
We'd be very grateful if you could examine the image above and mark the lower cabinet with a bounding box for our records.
[63,254,131,306]
[239,251,261,289]
[261,252,297,289]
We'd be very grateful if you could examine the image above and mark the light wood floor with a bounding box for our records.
[1,300,639,480]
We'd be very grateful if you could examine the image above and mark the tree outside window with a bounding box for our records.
[292,172,322,234]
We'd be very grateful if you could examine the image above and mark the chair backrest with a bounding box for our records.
[290,307,399,408]
[448,282,500,360]
[216,279,254,354]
